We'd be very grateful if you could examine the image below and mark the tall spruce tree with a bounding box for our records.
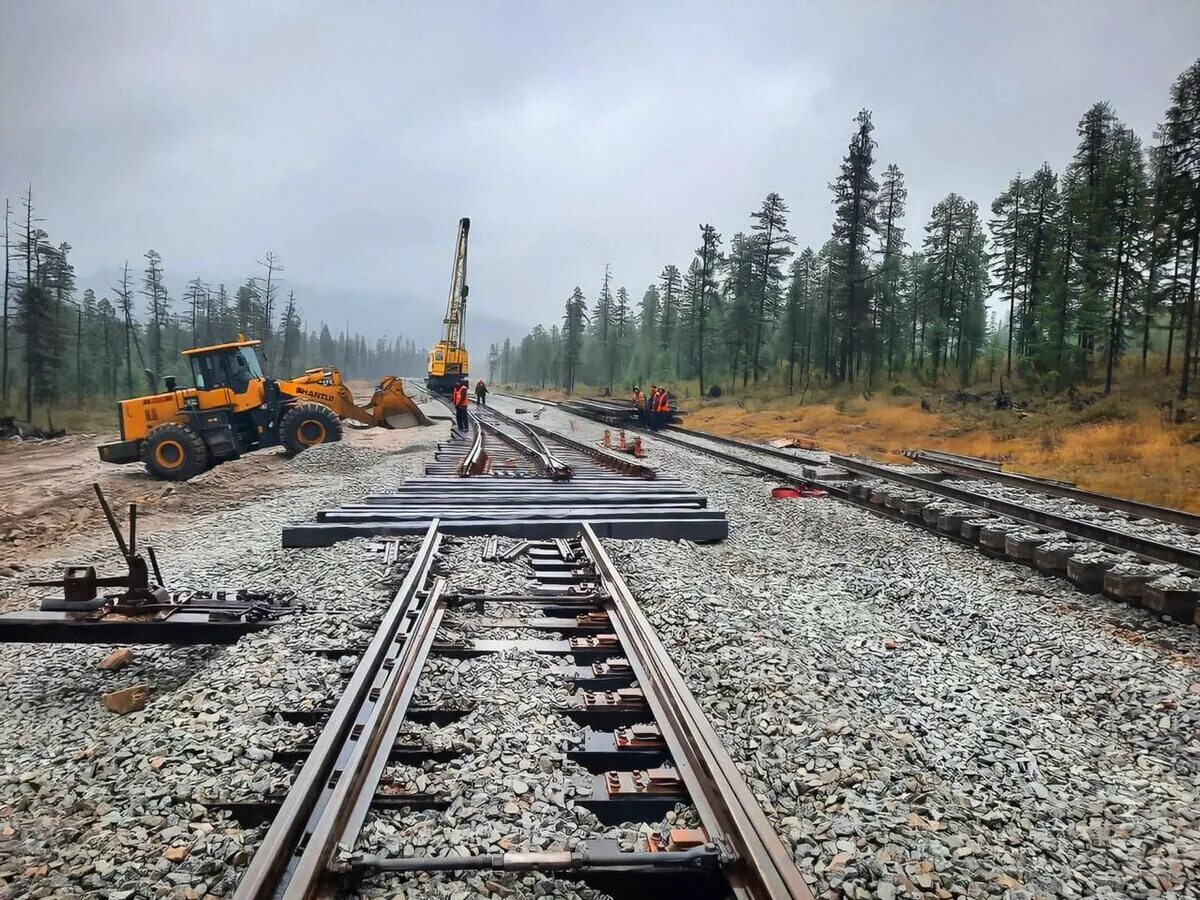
[829,110,880,381]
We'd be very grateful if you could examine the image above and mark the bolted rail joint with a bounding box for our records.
[350,844,720,874]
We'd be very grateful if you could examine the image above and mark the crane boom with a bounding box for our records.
[444,217,469,348]
[426,217,471,394]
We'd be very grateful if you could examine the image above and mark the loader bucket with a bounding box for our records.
[369,377,434,429]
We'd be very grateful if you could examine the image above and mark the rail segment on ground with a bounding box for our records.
[282,389,728,545]
[235,525,814,900]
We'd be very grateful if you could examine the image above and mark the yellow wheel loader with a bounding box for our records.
[97,337,431,481]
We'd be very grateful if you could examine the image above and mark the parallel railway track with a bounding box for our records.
[500,393,1200,622]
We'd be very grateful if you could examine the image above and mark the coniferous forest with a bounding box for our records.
[0,209,425,424]
[498,59,1200,403]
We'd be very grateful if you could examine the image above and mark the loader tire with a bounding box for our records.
[280,403,343,455]
[142,423,209,481]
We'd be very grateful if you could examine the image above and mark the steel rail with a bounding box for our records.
[579,525,816,900]
[455,414,489,476]
[903,449,1200,530]
[825,452,1200,571]
[234,523,443,900]
[474,414,572,479]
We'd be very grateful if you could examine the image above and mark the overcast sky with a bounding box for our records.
[2,1,1198,343]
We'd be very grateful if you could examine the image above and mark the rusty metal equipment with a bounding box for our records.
[0,484,298,644]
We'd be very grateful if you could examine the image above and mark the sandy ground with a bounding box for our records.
[0,384,449,570]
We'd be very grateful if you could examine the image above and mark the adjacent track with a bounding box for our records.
[499,393,1200,620]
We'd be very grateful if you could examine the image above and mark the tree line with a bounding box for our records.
[0,195,427,423]
[499,58,1200,401]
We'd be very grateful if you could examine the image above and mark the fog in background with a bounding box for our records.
[3,0,1198,349]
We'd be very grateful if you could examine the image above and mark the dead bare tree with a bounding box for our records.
[256,251,283,356]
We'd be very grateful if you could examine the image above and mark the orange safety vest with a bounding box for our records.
[654,391,670,413]
[632,390,644,407]
[453,386,469,407]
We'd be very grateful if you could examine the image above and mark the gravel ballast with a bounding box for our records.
[3,397,1200,900]
[491,395,1200,899]
[0,433,437,898]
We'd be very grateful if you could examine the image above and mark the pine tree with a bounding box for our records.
[142,250,169,385]
[877,164,907,379]
[1163,59,1200,398]
[829,110,880,381]
[1019,164,1061,368]
[748,192,795,382]
[989,174,1026,375]
[1103,128,1148,393]
[562,287,586,394]
[694,224,722,395]
[658,265,681,355]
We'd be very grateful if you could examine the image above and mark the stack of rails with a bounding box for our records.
[284,404,728,546]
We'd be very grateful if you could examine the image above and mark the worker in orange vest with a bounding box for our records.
[632,386,645,420]
[652,387,671,429]
[452,380,470,431]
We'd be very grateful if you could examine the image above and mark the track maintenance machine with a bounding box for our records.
[426,217,471,394]
[97,336,431,481]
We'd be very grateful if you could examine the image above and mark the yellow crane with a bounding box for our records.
[426,217,470,394]
[97,336,430,480]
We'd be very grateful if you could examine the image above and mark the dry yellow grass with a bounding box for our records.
[681,395,1200,512]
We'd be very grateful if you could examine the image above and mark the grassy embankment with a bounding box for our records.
[515,364,1200,512]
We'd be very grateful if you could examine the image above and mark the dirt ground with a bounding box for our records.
[0,422,437,573]
[0,379,443,571]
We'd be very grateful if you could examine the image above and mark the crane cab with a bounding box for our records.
[427,342,469,394]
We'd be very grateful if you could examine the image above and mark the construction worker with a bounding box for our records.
[474,379,488,406]
[647,385,659,424]
[452,380,470,431]
[632,386,644,420]
[652,386,671,429]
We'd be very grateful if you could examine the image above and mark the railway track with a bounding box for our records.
[500,393,1200,623]
[235,525,813,900]
[283,394,727,545]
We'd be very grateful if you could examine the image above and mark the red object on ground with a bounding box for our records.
[771,485,827,499]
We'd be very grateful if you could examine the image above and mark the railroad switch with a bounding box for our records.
[648,828,710,852]
[581,687,648,711]
[569,634,620,651]
[591,658,632,678]
[614,723,665,749]
[604,766,683,797]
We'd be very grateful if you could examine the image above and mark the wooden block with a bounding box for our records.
[103,684,150,715]
[98,648,133,671]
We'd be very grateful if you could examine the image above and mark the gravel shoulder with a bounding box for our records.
[0,422,442,898]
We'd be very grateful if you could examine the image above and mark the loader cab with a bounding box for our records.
[184,340,265,395]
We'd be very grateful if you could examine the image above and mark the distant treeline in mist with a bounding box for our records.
[498,58,1200,401]
[0,215,427,421]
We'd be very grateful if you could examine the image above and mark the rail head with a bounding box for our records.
[234,522,443,900]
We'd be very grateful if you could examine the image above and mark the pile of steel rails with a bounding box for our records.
[284,404,728,546]
[502,393,1200,624]
[234,524,813,900]
[554,396,683,429]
